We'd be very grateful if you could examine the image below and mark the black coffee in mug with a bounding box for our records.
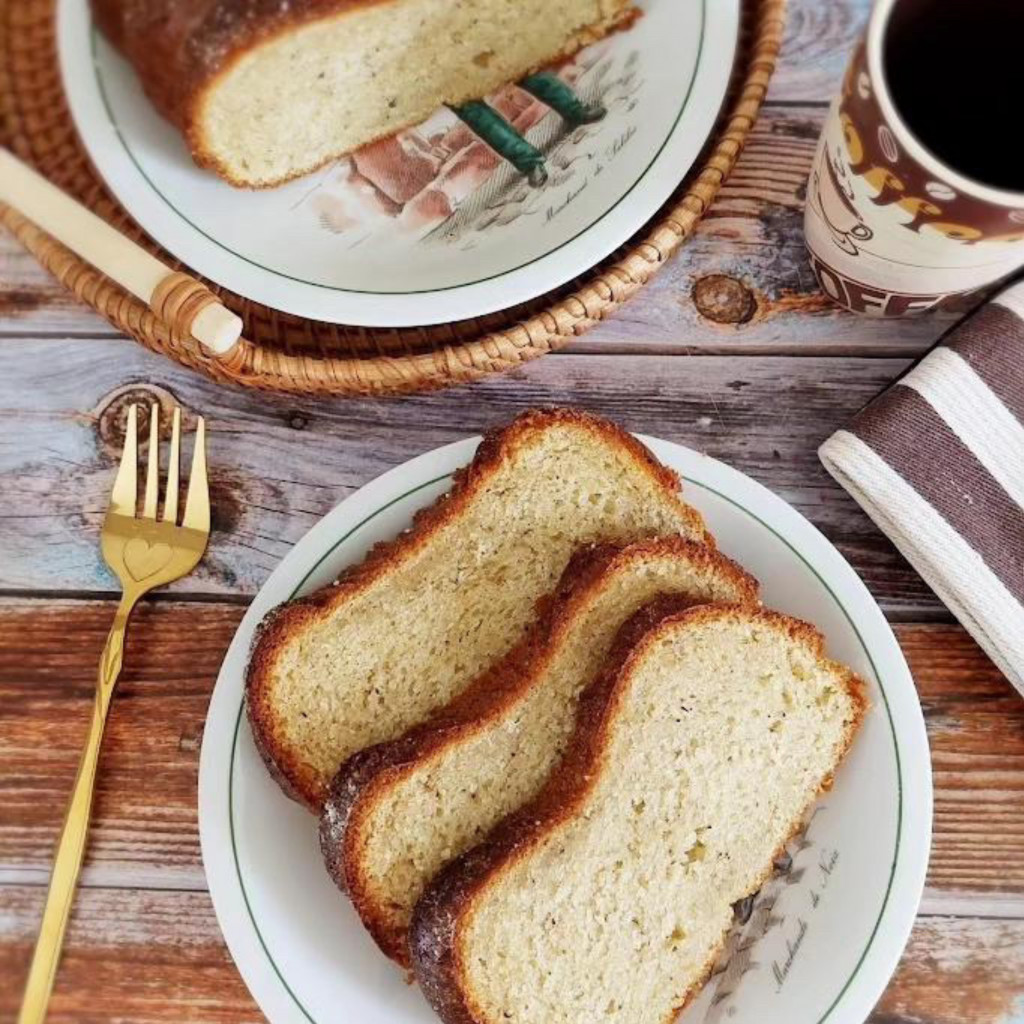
[884,0,1024,192]
[804,0,1024,317]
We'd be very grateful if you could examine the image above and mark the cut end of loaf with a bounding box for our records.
[185,0,635,187]
[411,603,867,1024]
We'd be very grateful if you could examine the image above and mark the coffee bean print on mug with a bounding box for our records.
[804,0,1024,317]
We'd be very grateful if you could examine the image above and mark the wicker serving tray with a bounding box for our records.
[0,0,784,396]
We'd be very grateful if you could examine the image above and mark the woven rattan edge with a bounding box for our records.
[1,0,785,396]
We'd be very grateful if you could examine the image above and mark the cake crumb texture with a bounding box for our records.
[246,408,709,809]
[325,538,759,965]
[411,603,867,1024]
[92,0,636,187]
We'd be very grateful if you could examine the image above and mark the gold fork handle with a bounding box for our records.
[18,593,137,1024]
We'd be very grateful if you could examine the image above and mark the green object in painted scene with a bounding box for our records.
[451,73,607,188]
[450,100,549,187]
[521,71,607,126]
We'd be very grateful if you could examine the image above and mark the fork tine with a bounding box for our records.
[142,404,160,518]
[109,404,138,516]
[182,416,210,533]
[162,407,181,524]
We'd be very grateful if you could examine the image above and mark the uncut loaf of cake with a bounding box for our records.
[246,409,711,810]
[321,538,759,966]
[91,0,636,188]
[412,601,867,1024]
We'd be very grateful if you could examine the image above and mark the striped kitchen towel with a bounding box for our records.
[820,280,1024,697]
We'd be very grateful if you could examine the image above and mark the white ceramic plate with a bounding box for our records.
[199,434,932,1024]
[57,0,738,327]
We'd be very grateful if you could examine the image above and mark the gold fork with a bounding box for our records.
[18,404,210,1024]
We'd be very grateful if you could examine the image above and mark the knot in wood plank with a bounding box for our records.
[692,275,757,325]
[94,384,183,457]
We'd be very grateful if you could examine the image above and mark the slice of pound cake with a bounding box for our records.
[321,539,759,965]
[412,601,867,1024]
[92,0,637,187]
[246,409,710,810]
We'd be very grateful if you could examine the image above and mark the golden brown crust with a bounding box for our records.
[320,632,538,965]
[91,0,638,188]
[321,538,757,965]
[409,602,869,1024]
[91,0,390,136]
[246,408,711,812]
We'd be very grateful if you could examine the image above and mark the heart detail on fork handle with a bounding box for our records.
[123,536,174,582]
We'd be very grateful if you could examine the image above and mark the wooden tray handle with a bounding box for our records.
[0,147,241,356]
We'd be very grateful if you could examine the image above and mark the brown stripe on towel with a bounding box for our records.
[946,304,1024,423]
[854,385,1024,605]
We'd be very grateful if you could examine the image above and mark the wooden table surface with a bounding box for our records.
[2,2,1023,1021]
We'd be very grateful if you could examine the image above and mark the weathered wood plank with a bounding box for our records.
[0,340,945,614]
[0,600,232,891]
[769,0,868,104]
[2,883,1021,1024]
[0,104,955,357]
[909,627,1024,907]
[0,887,255,1024]
[871,916,1024,1024]
[2,601,1021,908]
[0,236,110,337]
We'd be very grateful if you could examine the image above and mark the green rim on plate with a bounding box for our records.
[227,474,903,1024]
[90,4,707,297]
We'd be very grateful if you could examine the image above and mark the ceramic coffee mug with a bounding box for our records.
[804,0,1024,317]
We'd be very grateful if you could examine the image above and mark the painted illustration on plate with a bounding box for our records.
[299,42,644,250]
[694,807,842,1021]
